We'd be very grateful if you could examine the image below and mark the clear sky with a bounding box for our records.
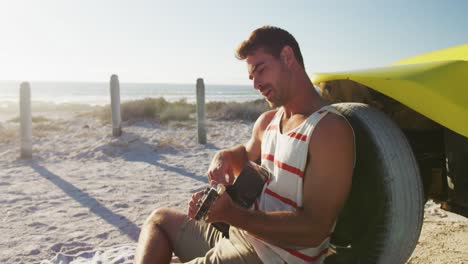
[0,0,466,85]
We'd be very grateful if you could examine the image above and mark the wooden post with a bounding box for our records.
[19,82,32,159]
[110,74,122,137]
[196,78,206,144]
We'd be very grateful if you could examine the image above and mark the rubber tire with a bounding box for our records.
[324,103,424,264]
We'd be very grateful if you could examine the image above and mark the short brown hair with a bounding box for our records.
[235,26,305,69]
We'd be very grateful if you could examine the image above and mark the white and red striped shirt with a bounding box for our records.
[243,105,343,264]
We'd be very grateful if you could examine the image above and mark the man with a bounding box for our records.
[134,26,354,264]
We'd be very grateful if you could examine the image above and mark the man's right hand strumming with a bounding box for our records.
[206,143,254,186]
[206,151,236,186]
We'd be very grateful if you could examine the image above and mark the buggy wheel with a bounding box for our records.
[325,103,424,264]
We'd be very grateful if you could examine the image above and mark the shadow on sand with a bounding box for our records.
[30,162,140,242]
[123,152,209,184]
[114,132,215,184]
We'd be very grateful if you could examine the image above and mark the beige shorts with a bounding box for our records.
[173,218,262,264]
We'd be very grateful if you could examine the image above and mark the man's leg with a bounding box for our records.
[134,208,188,264]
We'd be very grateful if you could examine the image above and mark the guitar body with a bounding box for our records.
[197,161,271,237]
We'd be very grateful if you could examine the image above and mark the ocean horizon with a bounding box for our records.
[0,81,262,105]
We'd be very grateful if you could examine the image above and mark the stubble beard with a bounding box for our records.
[270,64,292,109]
[263,65,290,108]
[268,94,283,108]
[264,86,282,108]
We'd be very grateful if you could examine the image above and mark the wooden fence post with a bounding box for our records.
[110,74,122,137]
[196,78,207,144]
[19,82,32,159]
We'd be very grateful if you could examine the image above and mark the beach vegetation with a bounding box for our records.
[155,138,185,150]
[121,97,169,121]
[0,126,16,143]
[160,99,195,123]
[93,97,195,123]
[160,104,193,123]
[206,99,270,121]
[167,121,195,128]
[33,122,65,136]
[86,97,270,123]
[32,102,100,113]
[7,115,51,123]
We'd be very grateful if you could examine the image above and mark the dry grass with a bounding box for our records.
[121,98,169,121]
[0,117,66,142]
[209,132,222,138]
[160,103,194,123]
[205,101,227,114]
[91,98,195,123]
[155,138,185,151]
[207,99,270,121]
[31,102,99,113]
[82,98,270,124]
[7,115,51,123]
[167,121,195,128]
[75,109,109,124]
[0,126,17,143]
[33,122,66,138]
[75,131,101,138]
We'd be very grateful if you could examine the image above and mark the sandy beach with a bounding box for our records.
[1,110,467,263]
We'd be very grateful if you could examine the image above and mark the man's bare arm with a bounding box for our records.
[207,110,276,184]
[221,114,354,247]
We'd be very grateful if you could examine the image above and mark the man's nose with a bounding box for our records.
[253,79,262,90]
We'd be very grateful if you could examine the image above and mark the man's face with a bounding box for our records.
[246,48,291,108]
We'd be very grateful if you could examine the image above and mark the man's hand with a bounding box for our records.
[204,192,235,223]
[207,151,236,186]
[187,190,235,223]
[187,191,204,219]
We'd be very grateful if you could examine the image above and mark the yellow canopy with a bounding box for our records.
[311,44,468,137]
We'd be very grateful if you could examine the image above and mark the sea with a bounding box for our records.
[0,81,262,105]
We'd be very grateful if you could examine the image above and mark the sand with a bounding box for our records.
[0,112,467,263]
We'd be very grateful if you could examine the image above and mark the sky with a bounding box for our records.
[0,0,467,85]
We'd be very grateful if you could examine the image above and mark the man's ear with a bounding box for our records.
[280,46,295,67]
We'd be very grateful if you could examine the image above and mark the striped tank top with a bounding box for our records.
[243,105,343,264]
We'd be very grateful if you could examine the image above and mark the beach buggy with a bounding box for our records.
[312,44,468,263]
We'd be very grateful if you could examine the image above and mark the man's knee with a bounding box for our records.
[144,207,173,227]
[143,208,186,235]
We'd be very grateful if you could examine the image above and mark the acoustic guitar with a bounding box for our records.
[194,161,271,237]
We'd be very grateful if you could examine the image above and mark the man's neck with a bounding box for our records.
[282,74,327,118]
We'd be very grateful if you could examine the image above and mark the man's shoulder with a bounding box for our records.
[309,111,354,150]
[261,109,278,121]
[256,109,278,130]
[250,109,278,141]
